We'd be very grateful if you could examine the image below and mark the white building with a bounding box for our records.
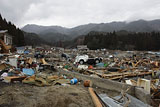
[0,30,12,45]
[77,45,89,51]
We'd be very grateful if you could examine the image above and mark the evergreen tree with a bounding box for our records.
[0,13,25,46]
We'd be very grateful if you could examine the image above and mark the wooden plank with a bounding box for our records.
[88,87,103,107]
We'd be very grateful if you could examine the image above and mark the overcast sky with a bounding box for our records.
[0,0,160,28]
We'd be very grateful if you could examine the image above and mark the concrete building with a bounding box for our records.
[0,30,12,53]
[77,45,89,51]
[0,30,12,45]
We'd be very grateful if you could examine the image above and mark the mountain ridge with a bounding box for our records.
[22,19,160,37]
[22,19,160,45]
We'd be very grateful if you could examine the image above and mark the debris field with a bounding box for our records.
[0,47,160,107]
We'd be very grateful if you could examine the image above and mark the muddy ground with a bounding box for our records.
[0,82,94,107]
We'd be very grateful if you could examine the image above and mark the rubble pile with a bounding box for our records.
[0,47,160,106]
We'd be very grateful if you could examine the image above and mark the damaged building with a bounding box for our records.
[0,30,12,53]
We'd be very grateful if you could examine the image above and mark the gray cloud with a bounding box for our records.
[0,0,160,28]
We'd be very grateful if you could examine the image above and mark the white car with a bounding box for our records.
[75,55,102,65]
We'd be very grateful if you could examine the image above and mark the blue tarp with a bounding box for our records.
[16,46,25,50]
[24,50,30,54]
[96,63,105,67]
[16,47,25,54]
[22,68,35,76]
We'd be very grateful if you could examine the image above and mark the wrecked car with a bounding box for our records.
[74,55,102,65]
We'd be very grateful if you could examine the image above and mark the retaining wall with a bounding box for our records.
[59,70,151,104]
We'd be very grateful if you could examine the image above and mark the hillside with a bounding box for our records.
[0,14,25,46]
[0,14,52,46]
[22,24,69,34]
[23,32,50,46]
[83,31,160,50]
[22,19,160,39]
[39,32,71,45]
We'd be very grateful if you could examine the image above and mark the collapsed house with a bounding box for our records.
[0,30,12,53]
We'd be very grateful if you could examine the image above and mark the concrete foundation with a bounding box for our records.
[59,70,151,104]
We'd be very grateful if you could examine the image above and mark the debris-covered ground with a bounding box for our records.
[0,47,160,107]
[0,83,94,107]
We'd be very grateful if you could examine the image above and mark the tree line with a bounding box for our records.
[83,31,160,51]
[0,14,25,46]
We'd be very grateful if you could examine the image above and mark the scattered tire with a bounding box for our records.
[95,59,100,64]
[79,60,84,64]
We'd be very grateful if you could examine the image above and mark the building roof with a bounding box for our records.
[0,30,12,38]
[0,30,8,34]
[16,46,25,50]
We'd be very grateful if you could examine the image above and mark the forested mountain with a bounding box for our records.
[22,24,69,34]
[83,31,160,50]
[22,19,160,39]
[23,32,51,46]
[0,14,25,46]
[39,32,71,45]
[0,14,51,46]
[22,19,160,47]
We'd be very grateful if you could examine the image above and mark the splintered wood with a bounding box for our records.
[86,70,152,80]
[81,56,160,80]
